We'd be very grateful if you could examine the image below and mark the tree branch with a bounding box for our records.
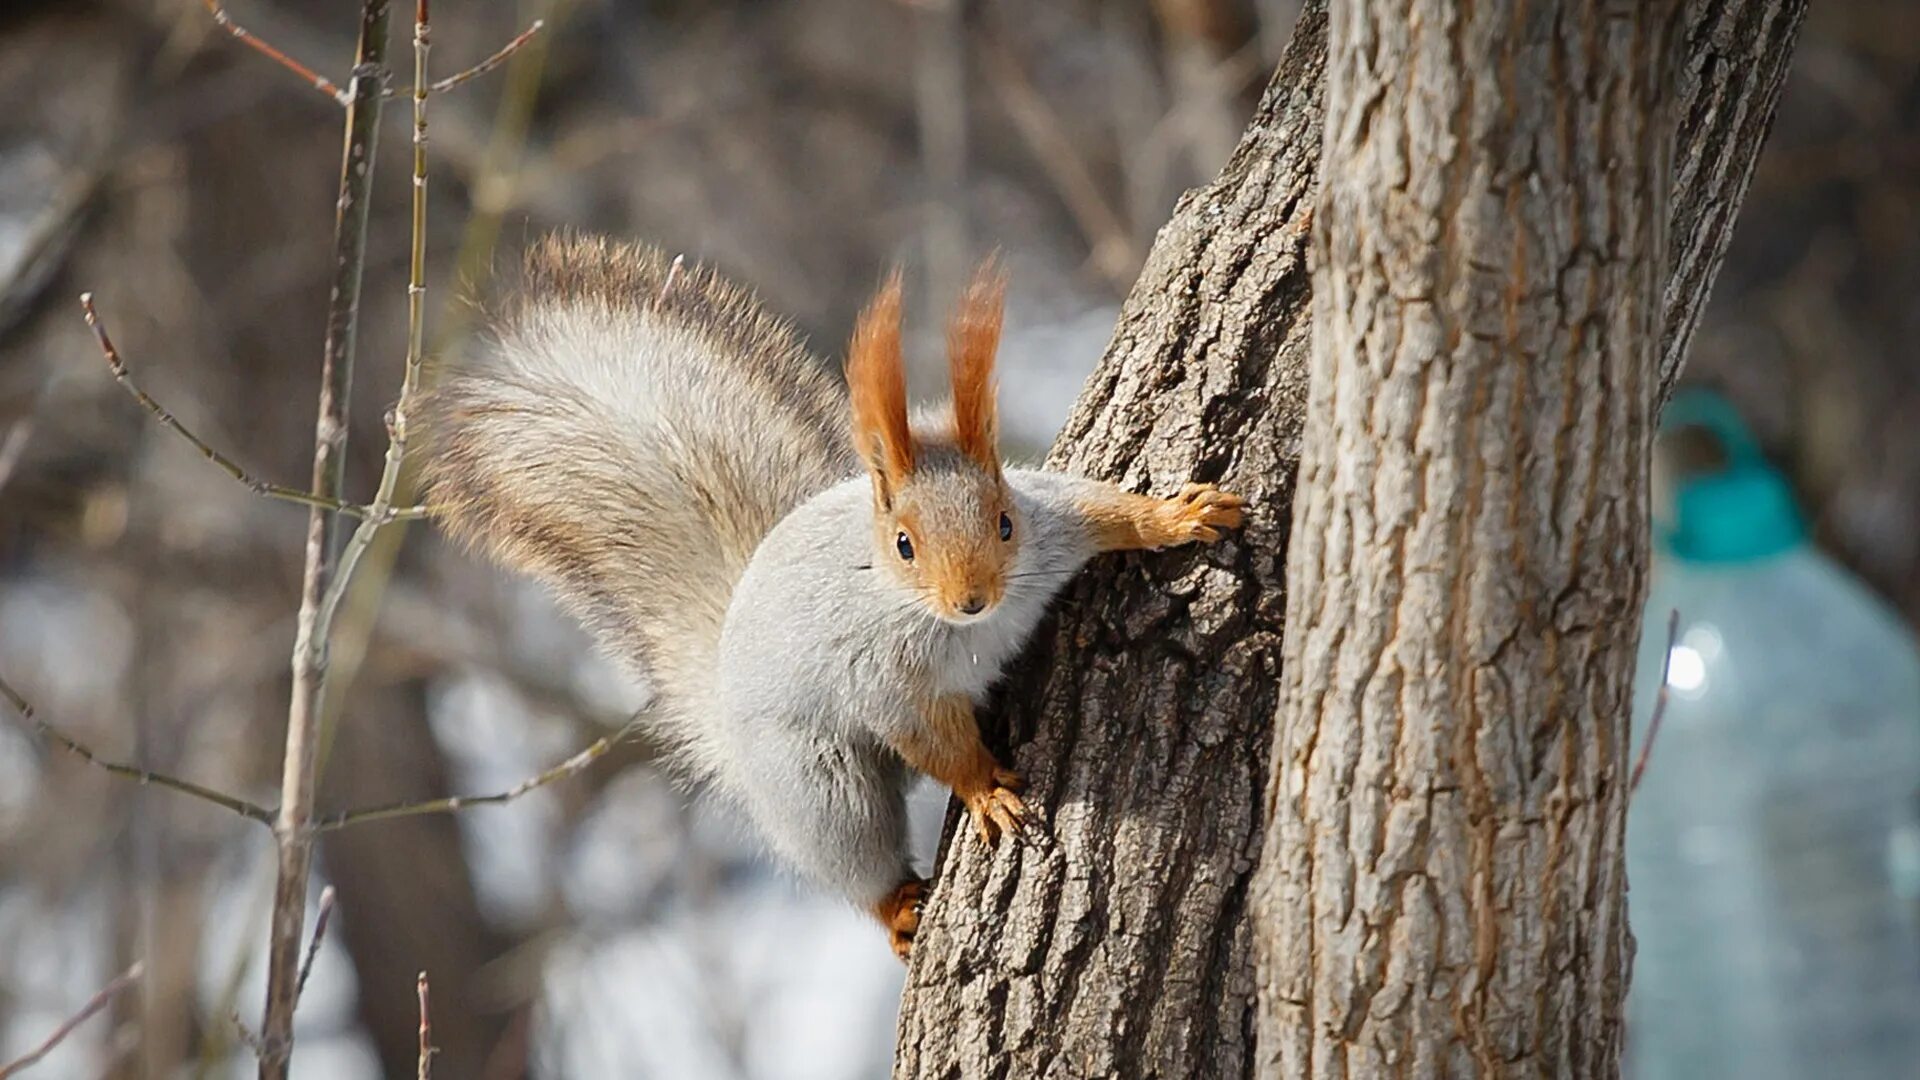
[387,19,546,97]
[295,885,338,1004]
[258,0,392,1072]
[1631,608,1682,795]
[77,293,425,523]
[313,715,646,832]
[416,972,435,1080]
[0,962,145,1079]
[202,1,542,106]
[13,8,541,1075]
[0,657,634,838]
[313,0,439,648]
[0,671,273,826]
[202,0,350,105]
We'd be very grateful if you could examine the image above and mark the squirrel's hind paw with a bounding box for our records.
[874,878,927,961]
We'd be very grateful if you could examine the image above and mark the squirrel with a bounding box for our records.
[423,233,1246,958]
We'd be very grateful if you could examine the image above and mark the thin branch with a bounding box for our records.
[202,1,351,106]
[386,19,545,97]
[416,972,434,1080]
[204,857,277,1071]
[0,962,145,1079]
[312,0,437,647]
[0,671,274,826]
[263,0,529,1056]
[259,0,394,1071]
[77,294,426,523]
[294,885,338,1004]
[1631,608,1682,795]
[230,1014,267,1061]
[314,715,645,832]
[426,20,538,93]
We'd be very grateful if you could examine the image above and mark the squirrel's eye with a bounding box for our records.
[999,512,1013,542]
[896,531,915,561]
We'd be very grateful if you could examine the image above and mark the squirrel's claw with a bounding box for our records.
[875,878,927,962]
[967,780,1031,846]
[1161,483,1248,545]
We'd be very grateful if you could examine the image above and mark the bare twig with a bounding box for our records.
[0,671,273,826]
[1631,608,1682,795]
[50,4,530,1074]
[416,972,435,1079]
[202,1,350,105]
[0,962,145,1079]
[259,0,393,1072]
[0,658,621,835]
[77,294,425,523]
[200,855,277,1076]
[312,0,437,648]
[229,1014,267,1061]
[428,18,540,93]
[315,714,645,831]
[294,885,338,1004]
[387,19,545,97]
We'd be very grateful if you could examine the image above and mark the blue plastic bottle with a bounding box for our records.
[1626,390,1920,1079]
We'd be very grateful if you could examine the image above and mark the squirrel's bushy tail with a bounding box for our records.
[423,234,856,782]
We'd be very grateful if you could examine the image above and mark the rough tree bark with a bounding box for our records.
[894,1,1804,1077]
[1255,0,1680,1075]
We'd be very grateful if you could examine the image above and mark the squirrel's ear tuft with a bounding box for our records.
[847,270,914,502]
[947,257,1005,473]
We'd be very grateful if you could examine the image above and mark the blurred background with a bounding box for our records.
[0,1,1913,1077]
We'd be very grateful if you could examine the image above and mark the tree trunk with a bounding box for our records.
[894,12,1323,1074]
[1254,0,1679,1075]
[893,1,1804,1077]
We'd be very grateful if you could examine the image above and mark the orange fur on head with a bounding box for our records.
[847,271,915,501]
[947,259,1005,472]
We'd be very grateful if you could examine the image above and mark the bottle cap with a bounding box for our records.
[1660,389,1806,564]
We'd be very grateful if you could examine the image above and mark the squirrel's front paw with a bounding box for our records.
[1156,483,1247,546]
[964,770,1031,845]
[874,878,927,961]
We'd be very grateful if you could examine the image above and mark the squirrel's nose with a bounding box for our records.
[958,595,986,616]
